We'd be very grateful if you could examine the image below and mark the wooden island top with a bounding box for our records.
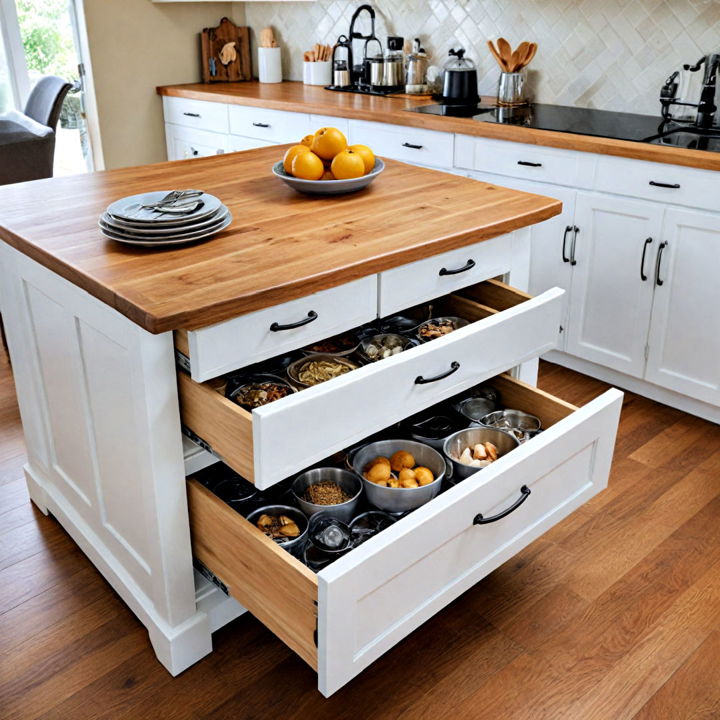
[0,145,560,333]
[158,81,720,173]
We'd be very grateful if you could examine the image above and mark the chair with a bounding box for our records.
[0,75,72,185]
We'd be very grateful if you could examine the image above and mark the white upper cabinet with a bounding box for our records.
[645,208,720,405]
[566,193,664,378]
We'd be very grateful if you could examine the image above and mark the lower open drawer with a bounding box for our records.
[186,375,622,696]
[178,279,565,489]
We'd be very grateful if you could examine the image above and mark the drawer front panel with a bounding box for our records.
[378,234,515,316]
[593,155,717,211]
[454,134,596,188]
[183,275,378,382]
[229,135,275,152]
[163,96,229,134]
[349,119,454,169]
[165,124,229,162]
[229,105,310,143]
[318,377,623,696]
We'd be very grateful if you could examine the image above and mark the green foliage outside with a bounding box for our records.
[17,0,77,82]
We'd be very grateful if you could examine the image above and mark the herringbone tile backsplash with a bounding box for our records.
[239,0,720,116]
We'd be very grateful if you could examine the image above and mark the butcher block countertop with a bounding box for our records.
[0,146,560,334]
[157,81,720,173]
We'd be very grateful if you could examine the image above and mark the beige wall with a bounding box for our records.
[83,0,245,169]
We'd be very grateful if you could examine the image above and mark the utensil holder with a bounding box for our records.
[303,61,332,86]
[497,71,527,106]
[258,47,282,83]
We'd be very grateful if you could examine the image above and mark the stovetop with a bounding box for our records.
[406,102,720,153]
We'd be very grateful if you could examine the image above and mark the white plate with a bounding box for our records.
[100,207,229,236]
[100,213,232,247]
[106,191,223,223]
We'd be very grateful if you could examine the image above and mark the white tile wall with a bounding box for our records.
[239,0,720,116]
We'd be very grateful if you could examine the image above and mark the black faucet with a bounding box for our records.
[348,4,377,85]
[688,53,720,128]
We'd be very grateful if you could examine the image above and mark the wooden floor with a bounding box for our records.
[2,347,720,720]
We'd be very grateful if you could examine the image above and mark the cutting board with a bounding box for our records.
[201,17,252,83]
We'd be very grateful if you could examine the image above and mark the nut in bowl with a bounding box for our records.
[352,440,446,513]
[443,427,520,482]
[274,126,384,195]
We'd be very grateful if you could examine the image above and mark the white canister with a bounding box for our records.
[258,47,282,83]
[303,61,332,86]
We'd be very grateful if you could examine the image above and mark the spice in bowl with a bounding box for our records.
[305,331,358,355]
[233,381,292,409]
[288,354,358,387]
[256,513,301,541]
[360,333,410,362]
[303,481,352,506]
[418,316,469,341]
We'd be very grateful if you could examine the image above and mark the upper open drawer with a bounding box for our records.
[177,279,565,489]
[187,374,623,696]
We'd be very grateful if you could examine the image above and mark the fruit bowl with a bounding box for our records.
[272,158,385,195]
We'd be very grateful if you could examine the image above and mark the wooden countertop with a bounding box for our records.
[0,145,561,334]
[158,81,720,172]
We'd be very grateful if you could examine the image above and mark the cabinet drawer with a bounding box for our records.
[309,114,350,139]
[229,135,275,152]
[187,374,622,696]
[175,275,377,383]
[177,280,565,488]
[165,124,229,162]
[162,96,229,134]
[378,233,515,316]
[348,119,454,169]
[593,155,718,211]
[229,106,309,143]
[454,134,596,188]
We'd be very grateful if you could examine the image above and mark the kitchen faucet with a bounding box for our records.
[688,52,720,128]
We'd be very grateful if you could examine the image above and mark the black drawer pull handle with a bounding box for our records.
[402,142,423,149]
[649,180,680,189]
[655,242,668,287]
[439,259,476,276]
[570,225,579,266]
[562,225,573,263]
[183,112,201,117]
[191,147,199,156]
[415,361,460,385]
[640,237,653,281]
[253,122,271,128]
[474,485,531,525]
[269,311,318,332]
[517,160,542,167]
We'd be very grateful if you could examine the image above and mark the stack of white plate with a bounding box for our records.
[99,191,232,247]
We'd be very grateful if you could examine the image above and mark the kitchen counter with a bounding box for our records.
[157,81,720,172]
[0,144,560,333]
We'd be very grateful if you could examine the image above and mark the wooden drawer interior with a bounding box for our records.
[176,279,537,484]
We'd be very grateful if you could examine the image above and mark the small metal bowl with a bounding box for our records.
[246,504,309,556]
[291,468,363,521]
[227,373,296,410]
[348,510,396,546]
[352,439,445,513]
[443,427,520,481]
[417,316,470,343]
[357,333,414,363]
[287,353,359,389]
[479,409,542,443]
[301,330,362,357]
[456,396,497,423]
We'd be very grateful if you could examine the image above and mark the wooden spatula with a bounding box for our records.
[487,40,508,71]
[524,42,538,67]
[512,41,530,71]
[497,38,512,70]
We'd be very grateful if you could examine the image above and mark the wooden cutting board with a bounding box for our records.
[201,17,252,83]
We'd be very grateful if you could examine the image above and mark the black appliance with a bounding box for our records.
[441,48,478,105]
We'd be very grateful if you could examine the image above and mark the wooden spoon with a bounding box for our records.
[497,37,513,71]
[513,41,530,71]
[487,40,508,71]
[523,42,538,68]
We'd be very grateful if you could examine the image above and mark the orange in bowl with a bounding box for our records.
[331,148,366,180]
[349,144,375,173]
[291,151,324,181]
[311,127,348,160]
[282,144,310,174]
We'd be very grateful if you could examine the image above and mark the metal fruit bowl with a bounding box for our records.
[352,439,445,513]
[272,158,385,195]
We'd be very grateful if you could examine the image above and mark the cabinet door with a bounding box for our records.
[566,193,664,377]
[464,171,575,350]
[645,208,720,405]
[165,124,228,161]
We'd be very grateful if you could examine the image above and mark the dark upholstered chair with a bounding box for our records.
[0,76,72,186]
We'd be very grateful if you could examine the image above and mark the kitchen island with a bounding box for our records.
[0,146,622,696]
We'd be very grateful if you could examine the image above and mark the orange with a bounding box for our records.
[300,134,314,148]
[321,170,335,181]
[349,144,375,173]
[291,150,324,180]
[331,149,365,179]
[283,144,310,174]
[311,127,347,160]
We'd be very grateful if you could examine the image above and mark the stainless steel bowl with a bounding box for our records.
[443,427,520,481]
[357,333,414,363]
[456,396,497,423]
[291,468,362,521]
[352,439,445,513]
[417,316,470,342]
[479,409,542,443]
[245,504,308,556]
[286,353,359,389]
[227,373,296,410]
[301,330,361,357]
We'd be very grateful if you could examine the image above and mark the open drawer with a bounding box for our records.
[187,374,623,696]
[177,279,565,489]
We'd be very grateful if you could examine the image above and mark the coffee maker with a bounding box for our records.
[660,52,720,128]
